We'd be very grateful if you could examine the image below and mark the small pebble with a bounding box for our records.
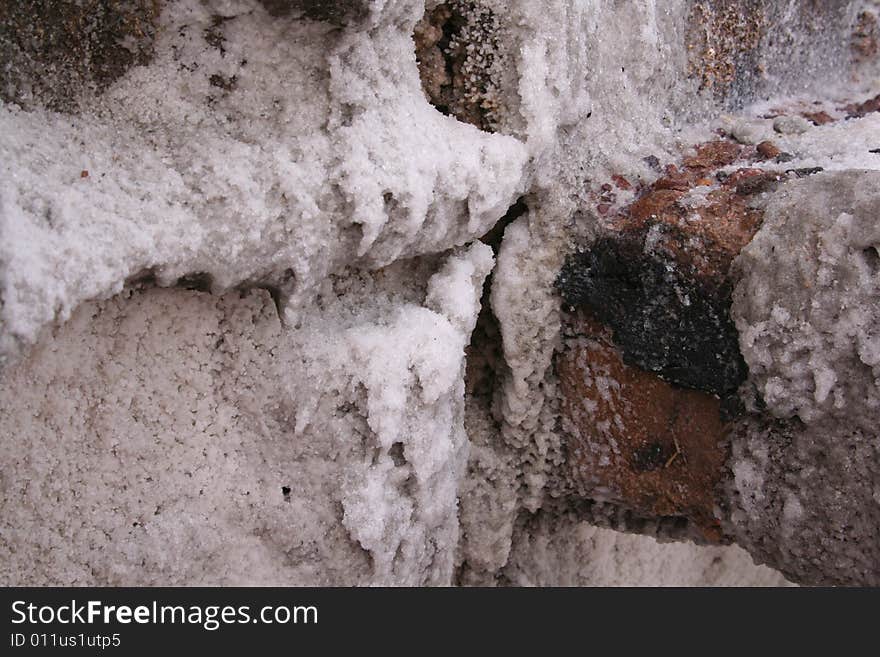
[773,115,812,135]
[729,120,767,145]
[729,119,769,146]
[643,155,661,171]
[802,111,834,126]
[756,141,781,160]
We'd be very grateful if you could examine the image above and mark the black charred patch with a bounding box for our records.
[631,442,668,473]
[176,272,214,292]
[556,237,747,397]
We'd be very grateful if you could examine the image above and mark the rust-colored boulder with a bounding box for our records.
[756,141,781,160]
[682,140,742,170]
[557,311,728,541]
[558,139,775,397]
[554,136,790,540]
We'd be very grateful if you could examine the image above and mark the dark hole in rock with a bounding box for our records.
[243,268,297,321]
[479,196,527,253]
[258,285,285,320]
[389,442,406,467]
[176,272,214,292]
[862,246,880,274]
[125,267,159,289]
[465,197,528,404]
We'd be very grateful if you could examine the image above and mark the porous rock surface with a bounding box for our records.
[1,0,878,586]
[728,172,880,585]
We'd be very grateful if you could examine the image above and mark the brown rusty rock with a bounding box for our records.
[558,311,728,541]
[720,166,764,186]
[802,110,834,126]
[628,188,686,223]
[558,138,774,399]
[725,169,788,196]
[595,137,779,287]
[683,140,743,170]
[756,140,781,160]
[611,174,632,190]
[686,0,764,99]
[555,89,872,546]
[653,166,701,191]
[413,5,452,101]
[686,1,855,107]
[556,92,870,552]
[843,92,880,118]
[618,171,766,284]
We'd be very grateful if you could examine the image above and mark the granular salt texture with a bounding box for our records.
[728,170,880,585]
[500,510,791,587]
[489,211,568,513]
[733,171,880,429]
[4,0,876,586]
[0,0,527,365]
[0,245,492,585]
[726,417,880,586]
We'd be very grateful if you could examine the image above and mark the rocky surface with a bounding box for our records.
[554,101,880,582]
[0,1,161,111]
[558,311,728,542]
[1,0,879,586]
[1,246,492,585]
[727,171,880,585]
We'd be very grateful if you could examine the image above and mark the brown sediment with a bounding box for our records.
[0,0,162,111]
[413,1,501,132]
